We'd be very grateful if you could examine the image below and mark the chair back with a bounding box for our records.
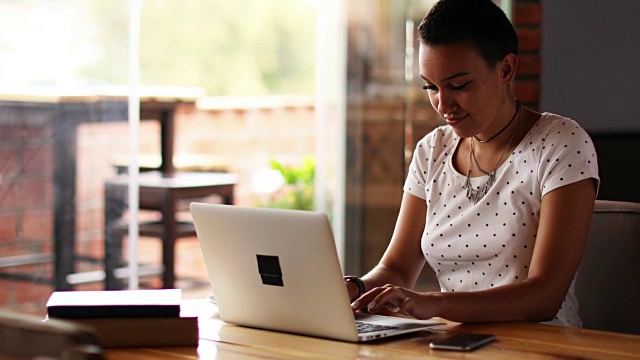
[0,310,103,359]
[575,200,640,335]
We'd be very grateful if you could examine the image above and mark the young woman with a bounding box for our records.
[345,0,599,327]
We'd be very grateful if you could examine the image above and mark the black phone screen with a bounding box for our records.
[429,333,496,351]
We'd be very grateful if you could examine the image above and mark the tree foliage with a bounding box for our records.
[82,0,316,96]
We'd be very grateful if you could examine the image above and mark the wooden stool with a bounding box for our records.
[104,171,238,289]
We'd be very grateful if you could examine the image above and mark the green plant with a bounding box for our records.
[260,156,315,210]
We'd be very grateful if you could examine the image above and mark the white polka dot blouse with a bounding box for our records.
[404,113,600,327]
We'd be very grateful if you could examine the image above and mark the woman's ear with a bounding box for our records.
[499,53,518,84]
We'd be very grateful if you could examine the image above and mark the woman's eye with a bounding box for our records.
[422,84,437,91]
[451,81,472,91]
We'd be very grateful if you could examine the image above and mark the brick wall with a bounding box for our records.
[513,0,542,110]
[0,121,54,252]
[0,103,56,309]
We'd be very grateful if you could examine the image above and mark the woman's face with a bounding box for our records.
[418,41,511,139]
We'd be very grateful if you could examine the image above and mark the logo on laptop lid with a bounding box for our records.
[256,254,284,286]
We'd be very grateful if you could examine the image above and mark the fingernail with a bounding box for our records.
[390,306,400,313]
[351,301,359,308]
[367,301,376,311]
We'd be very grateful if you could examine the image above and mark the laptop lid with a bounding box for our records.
[190,202,442,342]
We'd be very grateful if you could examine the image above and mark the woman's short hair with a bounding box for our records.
[418,0,518,67]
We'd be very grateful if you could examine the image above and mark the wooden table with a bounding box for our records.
[105,300,640,359]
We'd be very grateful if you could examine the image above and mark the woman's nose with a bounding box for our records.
[436,92,455,115]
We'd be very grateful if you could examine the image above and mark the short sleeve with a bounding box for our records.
[538,118,600,197]
[403,126,455,201]
[404,138,429,200]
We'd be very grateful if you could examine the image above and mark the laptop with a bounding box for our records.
[189,202,444,342]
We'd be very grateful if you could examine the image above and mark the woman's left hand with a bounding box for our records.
[350,284,435,319]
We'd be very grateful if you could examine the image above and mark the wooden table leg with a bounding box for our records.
[161,190,177,289]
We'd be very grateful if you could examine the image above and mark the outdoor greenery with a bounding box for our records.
[81,0,317,96]
[259,156,315,210]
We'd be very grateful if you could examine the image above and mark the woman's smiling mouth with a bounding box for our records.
[443,114,468,127]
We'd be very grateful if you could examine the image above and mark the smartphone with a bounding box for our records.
[429,333,496,351]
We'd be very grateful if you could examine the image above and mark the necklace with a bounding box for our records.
[463,103,523,204]
[473,101,520,143]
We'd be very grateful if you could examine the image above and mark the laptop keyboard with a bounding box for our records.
[356,321,399,334]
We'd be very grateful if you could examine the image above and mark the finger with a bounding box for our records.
[384,296,414,314]
[398,297,414,316]
[366,286,405,313]
[350,287,385,311]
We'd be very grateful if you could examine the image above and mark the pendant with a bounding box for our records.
[464,170,496,204]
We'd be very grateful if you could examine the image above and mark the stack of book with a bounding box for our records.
[46,289,198,348]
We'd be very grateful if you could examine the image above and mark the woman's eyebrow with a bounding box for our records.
[420,72,470,83]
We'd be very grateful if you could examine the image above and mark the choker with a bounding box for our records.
[474,101,520,143]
